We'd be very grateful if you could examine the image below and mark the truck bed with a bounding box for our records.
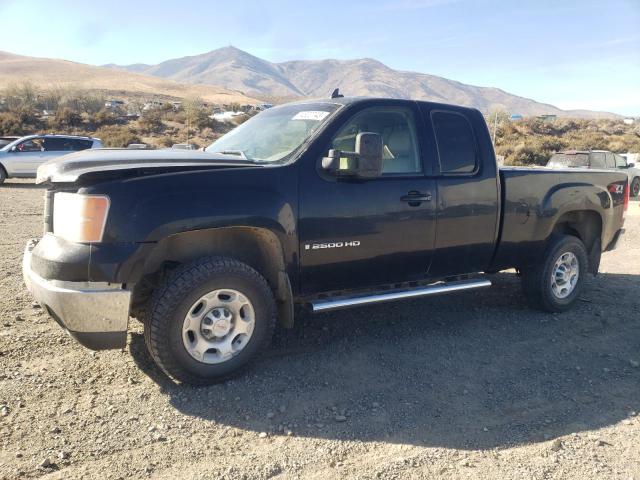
[491,166,627,271]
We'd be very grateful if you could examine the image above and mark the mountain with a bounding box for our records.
[0,51,258,105]
[106,46,618,118]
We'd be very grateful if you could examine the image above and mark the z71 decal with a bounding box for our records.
[304,241,361,250]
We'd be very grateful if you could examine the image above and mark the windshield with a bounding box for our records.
[547,153,590,168]
[206,102,340,162]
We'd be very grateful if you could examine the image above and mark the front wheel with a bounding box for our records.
[144,256,276,385]
[521,235,588,312]
[0,166,7,184]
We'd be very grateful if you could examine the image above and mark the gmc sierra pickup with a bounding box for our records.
[23,97,628,385]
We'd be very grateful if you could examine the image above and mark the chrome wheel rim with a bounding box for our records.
[182,289,255,364]
[551,252,579,299]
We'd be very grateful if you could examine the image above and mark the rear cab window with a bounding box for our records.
[430,110,478,174]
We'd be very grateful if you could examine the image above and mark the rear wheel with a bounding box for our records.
[144,256,276,385]
[631,177,640,198]
[0,166,7,184]
[521,235,588,312]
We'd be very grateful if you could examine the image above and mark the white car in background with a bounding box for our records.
[0,134,102,184]
[547,150,640,197]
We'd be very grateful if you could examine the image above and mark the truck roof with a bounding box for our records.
[290,96,482,114]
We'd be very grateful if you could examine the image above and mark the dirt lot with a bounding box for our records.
[1,179,639,480]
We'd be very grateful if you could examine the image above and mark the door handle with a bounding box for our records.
[400,191,432,205]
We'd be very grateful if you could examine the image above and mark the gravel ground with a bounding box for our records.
[1,179,639,480]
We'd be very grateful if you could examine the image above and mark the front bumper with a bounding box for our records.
[23,239,131,350]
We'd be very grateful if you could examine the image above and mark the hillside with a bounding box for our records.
[107,46,618,118]
[0,51,258,105]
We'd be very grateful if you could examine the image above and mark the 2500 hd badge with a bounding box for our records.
[304,241,361,250]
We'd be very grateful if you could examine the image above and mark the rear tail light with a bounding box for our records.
[624,180,629,213]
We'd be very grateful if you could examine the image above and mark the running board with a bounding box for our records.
[311,278,492,312]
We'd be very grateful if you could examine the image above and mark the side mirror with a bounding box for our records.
[628,163,635,168]
[10,146,17,152]
[321,132,383,179]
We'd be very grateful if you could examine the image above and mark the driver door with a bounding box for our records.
[298,102,437,295]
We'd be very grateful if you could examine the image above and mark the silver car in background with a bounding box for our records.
[547,149,640,197]
[0,134,102,183]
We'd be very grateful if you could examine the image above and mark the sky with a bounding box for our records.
[0,0,638,115]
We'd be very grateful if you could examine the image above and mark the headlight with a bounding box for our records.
[53,193,110,243]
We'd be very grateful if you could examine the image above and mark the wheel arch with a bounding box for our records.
[132,226,294,328]
[550,209,602,274]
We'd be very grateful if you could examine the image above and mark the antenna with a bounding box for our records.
[331,88,344,99]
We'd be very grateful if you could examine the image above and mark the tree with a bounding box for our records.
[184,97,211,131]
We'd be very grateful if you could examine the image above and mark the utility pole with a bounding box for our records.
[492,111,498,146]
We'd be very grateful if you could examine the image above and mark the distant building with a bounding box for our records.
[537,114,557,122]
[510,114,523,121]
[623,118,634,125]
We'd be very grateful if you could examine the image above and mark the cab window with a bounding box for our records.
[615,154,627,168]
[16,138,44,152]
[331,107,422,175]
[431,111,477,174]
[605,152,615,168]
[589,152,606,168]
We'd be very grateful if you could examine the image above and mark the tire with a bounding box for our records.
[631,177,640,198]
[144,256,276,385]
[521,234,588,313]
[0,166,7,184]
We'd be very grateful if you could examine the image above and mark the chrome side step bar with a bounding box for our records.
[311,278,491,312]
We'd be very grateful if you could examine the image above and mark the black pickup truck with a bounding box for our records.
[23,97,628,384]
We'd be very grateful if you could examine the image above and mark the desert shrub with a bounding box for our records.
[158,135,174,147]
[0,112,26,135]
[88,108,117,128]
[95,125,140,148]
[0,108,43,135]
[2,82,38,112]
[50,107,83,129]
[137,110,164,134]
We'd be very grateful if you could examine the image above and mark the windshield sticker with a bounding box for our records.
[292,111,330,121]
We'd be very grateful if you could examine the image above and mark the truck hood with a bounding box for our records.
[36,148,259,184]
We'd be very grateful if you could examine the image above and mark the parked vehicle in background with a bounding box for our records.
[0,136,20,149]
[547,150,639,197]
[127,143,153,150]
[23,97,628,385]
[171,143,198,150]
[0,135,102,184]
